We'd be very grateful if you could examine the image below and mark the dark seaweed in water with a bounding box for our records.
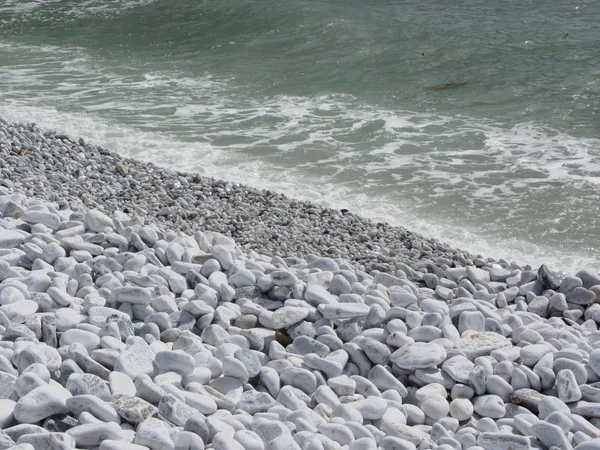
[426,81,469,91]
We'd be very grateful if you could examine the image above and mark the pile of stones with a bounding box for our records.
[0,117,473,273]
[1,191,600,450]
[1,118,600,450]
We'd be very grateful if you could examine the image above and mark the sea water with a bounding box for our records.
[1,0,599,272]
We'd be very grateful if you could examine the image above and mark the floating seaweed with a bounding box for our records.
[425,81,469,91]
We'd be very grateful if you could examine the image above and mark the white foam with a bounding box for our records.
[1,102,597,275]
[1,39,599,273]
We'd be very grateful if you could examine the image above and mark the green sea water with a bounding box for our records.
[1,0,599,271]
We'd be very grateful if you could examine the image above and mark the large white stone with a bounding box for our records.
[114,337,156,379]
[66,423,123,447]
[391,342,447,370]
[84,209,113,232]
[457,332,512,360]
[14,384,71,423]
[0,230,26,249]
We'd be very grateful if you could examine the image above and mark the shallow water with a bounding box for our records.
[1,0,599,272]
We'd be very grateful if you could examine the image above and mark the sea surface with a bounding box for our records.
[1,0,599,272]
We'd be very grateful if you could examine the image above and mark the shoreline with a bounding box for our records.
[0,117,521,274]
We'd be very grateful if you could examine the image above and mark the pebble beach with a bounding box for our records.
[2,117,600,450]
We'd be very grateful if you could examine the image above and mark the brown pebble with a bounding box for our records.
[275,329,293,346]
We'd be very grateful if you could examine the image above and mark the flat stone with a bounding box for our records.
[234,349,262,377]
[0,300,38,323]
[114,337,156,379]
[2,424,46,442]
[41,243,66,264]
[473,395,505,419]
[228,268,255,288]
[88,307,132,328]
[589,349,600,377]
[109,372,136,397]
[0,372,17,400]
[66,373,111,400]
[7,444,35,450]
[222,356,249,384]
[0,230,25,249]
[22,210,61,230]
[270,270,297,287]
[211,245,233,271]
[319,303,370,319]
[181,391,217,415]
[0,399,16,429]
[303,354,343,378]
[84,210,113,232]
[576,269,600,289]
[269,307,309,329]
[466,266,490,284]
[135,418,174,449]
[368,365,407,397]
[65,395,119,423]
[328,375,356,396]
[158,393,204,427]
[379,422,425,446]
[259,367,280,399]
[66,422,123,448]
[100,441,152,450]
[59,329,101,352]
[234,430,264,450]
[557,369,582,403]
[458,311,485,333]
[113,395,158,425]
[112,287,152,305]
[391,342,447,370]
[293,336,330,356]
[14,384,71,423]
[531,421,571,450]
[353,335,391,366]
[134,374,168,405]
[172,430,205,450]
[213,432,245,450]
[55,309,84,332]
[520,344,553,367]
[154,350,195,375]
[280,367,316,395]
[476,432,531,450]
[16,344,61,373]
[486,375,514,402]
[570,401,600,418]
[16,433,76,450]
[553,358,588,385]
[250,417,291,443]
[304,285,337,306]
[184,417,209,443]
[457,332,512,360]
[442,355,474,383]
[567,287,596,305]
[546,411,573,433]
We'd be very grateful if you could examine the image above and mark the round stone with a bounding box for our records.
[420,394,449,420]
[473,395,506,419]
[449,398,474,421]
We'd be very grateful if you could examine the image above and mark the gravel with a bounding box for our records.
[1,117,600,450]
